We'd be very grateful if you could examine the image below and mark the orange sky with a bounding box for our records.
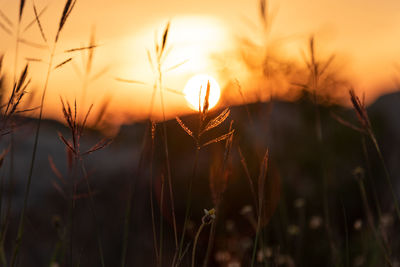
[0,0,400,126]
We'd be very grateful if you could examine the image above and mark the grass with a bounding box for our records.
[10,1,77,265]
[0,0,398,266]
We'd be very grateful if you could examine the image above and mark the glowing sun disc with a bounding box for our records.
[183,74,221,111]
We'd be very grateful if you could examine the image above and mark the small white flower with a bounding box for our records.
[203,208,216,219]
[202,208,216,224]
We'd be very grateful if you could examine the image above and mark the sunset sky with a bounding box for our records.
[0,0,399,125]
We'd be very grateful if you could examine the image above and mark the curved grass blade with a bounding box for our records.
[203,108,230,133]
[165,59,188,72]
[65,45,99,53]
[161,21,170,53]
[19,0,26,21]
[18,38,47,49]
[54,58,73,70]
[0,21,12,36]
[175,117,194,138]
[82,138,112,156]
[24,4,48,32]
[202,129,234,148]
[0,10,13,28]
[115,77,146,85]
[33,2,48,45]
[56,0,77,42]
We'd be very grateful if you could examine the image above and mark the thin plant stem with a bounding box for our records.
[67,157,79,266]
[238,147,258,210]
[0,172,4,237]
[203,220,216,267]
[149,122,159,264]
[120,185,133,267]
[341,201,349,267]
[361,137,383,219]
[191,223,205,267]
[156,56,179,266]
[159,175,165,267]
[203,126,233,267]
[368,131,400,222]
[81,161,105,267]
[149,140,159,263]
[251,213,262,267]
[157,64,178,251]
[4,13,21,261]
[10,42,57,267]
[13,19,21,84]
[8,17,20,243]
[175,147,199,266]
[356,173,392,266]
[121,121,153,266]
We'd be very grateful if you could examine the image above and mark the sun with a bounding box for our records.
[183,74,221,111]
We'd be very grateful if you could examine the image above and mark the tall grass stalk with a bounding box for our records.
[353,168,392,266]
[157,32,179,256]
[341,201,349,267]
[120,22,175,266]
[175,147,199,266]
[8,4,22,229]
[10,30,56,267]
[0,1,23,259]
[303,36,339,263]
[370,135,400,221]
[149,122,159,264]
[58,98,110,266]
[159,174,165,267]
[203,120,234,267]
[67,156,78,266]
[361,137,383,220]
[10,1,77,265]
[192,209,215,267]
[120,121,155,266]
[149,22,178,265]
[175,80,233,265]
[349,89,400,223]
[81,161,105,267]
[251,150,269,267]
[191,222,205,267]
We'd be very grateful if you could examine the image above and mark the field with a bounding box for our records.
[0,0,399,266]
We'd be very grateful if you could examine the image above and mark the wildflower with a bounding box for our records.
[202,208,216,224]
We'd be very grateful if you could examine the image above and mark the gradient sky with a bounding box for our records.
[0,0,399,126]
